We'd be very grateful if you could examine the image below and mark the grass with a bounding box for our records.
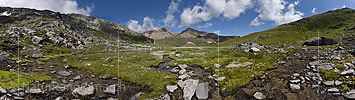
[38,53,72,60]
[221,8,355,47]
[167,48,286,93]
[63,52,178,98]
[0,70,52,90]
[8,57,35,63]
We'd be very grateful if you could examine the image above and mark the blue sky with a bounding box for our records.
[0,0,353,36]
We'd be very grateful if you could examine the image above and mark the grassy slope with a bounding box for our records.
[222,8,355,47]
[0,70,51,89]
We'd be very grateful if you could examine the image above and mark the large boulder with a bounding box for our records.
[303,37,337,46]
[72,86,95,99]
[183,79,199,100]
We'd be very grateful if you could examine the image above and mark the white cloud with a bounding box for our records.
[311,8,317,14]
[250,0,303,26]
[0,0,93,15]
[213,30,221,35]
[197,23,213,28]
[249,17,264,26]
[163,0,181,27]
[343,5,347,8]
[127,17,158,33]
[179,0,253,27]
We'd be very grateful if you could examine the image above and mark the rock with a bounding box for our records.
[166,85,178,92]
[183,79,199,100]
[104,85,116,95]
[55,97,64,100]
[130,92,144,100]
[293,73,300,77]
[177,80,186,89]
[196,82,209,99]
[162,94,170,100]
[0,86,6,94]
[327,88,339,93]
[290,79,301,83]
[178,64,188,69]
[303,37,337,46]
[170,67,180,73]
[318,64,334,70]
[341,69,354,75]
[188,71,197,77]
[335,80,343,86]
[57,71,71,77]
[250,47,260,52]
[226,61,253,68]
[61,80,68,84]
[214,77,225,81]
[107,98,119,100]
[13,97,24,100]
[214,63,221,68]
[29,88,42,94]
[64,64,70,69]
[253,92,266,100]
[344,89,355,99]
[72,86,95,99]
[323,81,334,86]
[178,74,190,80]
[179,69,187,75]
[101,74,110,79]
[73,75,81,80]
[0,51,9,61]
[290,84,300,90]
[31,54,43,58]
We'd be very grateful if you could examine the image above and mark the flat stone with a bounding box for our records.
[179,69,187,75]
[178,64,188,69]
[170,67,180,73]
[196,82,209,99]
[318,64,334,70]
[250,47,260,52]
[183,79,199,100]
[29,88,42,94]
[253,92,266,100]
[104,85,116,95]
[57,71,71,77]
[290,79,301,83]
[290,84,300,90]
[55,97,64,100]
[327,88,339,93]
[341,69,354,75]
[323,81,334,86]
[214,77,225,81]
[214,63,221,68]
[178,74,190,80]
[335,80,343,86]
[64,64,70,69]
[72,86,95,99]
[166,85,178,92]
[177,80,186,89]
[226,61,253,68]
[0,86,6,94]
[344,89,355,99]
[73,75,81,80]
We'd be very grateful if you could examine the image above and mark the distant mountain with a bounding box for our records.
[142,27,176,39]
[222,8,355,47]
[147,27,238,46]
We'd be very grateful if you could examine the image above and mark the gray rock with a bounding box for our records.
[61,80,68,84]
[72,86,95,99]
[290,84,300,90]
[179,69,187,75]
[0,51,9,61]
[318,64,333,70]
[253,92,266,100]
[107,98,119,100]
[214,77,225,81]
[178,74,190,80]
[327,88,339,93]
[73,75,81,80]
[162,94,170,100]
[290,79,301,83]
[214,63,221,68]
[303,37,337,46]
[183,79,199,100]
[177,80,186,89]
[341,69,354,75]
[104,85,116,95]
[31,54,43,58]
[226,61,253,68]
[196,82,209,99]
[166,85,178,92]
[335,80,343,86]
[178,64,188,69]
[250,47,260,52]
[130,92,143,100]
[323,81,334,86]
[236,42,266,52]
[188,71,197,77]
[344,89,355,99]
[55,97,64,100]
[57,71,71,77]
[101,74,110,79]
[29,88,42,94]
[170,67,180,73]
[13,97,24,100]
[0,86,6,94]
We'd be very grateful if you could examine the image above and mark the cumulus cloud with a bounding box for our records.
[0,0,93,15]
[213,30,221,35]
[197,23,213,28]
[250,17,264,26]
[250,0,303,26]
[127,17,158,33]
[179,0,253,27]
[311,8,317,14]
[163,0,181,27]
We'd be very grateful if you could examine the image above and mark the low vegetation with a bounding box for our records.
[0,70,51,89]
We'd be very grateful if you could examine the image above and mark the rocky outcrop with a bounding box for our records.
[142,27,176,39]
[236,42,267,52]
[303,37,337,46]
[72,85,95,99]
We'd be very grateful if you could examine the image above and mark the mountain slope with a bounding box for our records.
[142,27,176,39]
[0,7,152,55]
[222,8,355,47]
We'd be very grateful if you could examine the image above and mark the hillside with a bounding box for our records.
[142,27,176,39]
[222,8,355,47]
[0,7,152,55]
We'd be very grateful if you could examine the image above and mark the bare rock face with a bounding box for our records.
[142,27,176,39]
[303,37,337,46]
